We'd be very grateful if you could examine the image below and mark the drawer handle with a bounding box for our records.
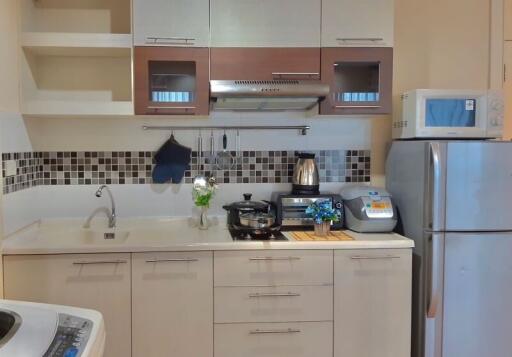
[249,257,301,261]
[336,37,384,42]
[145,258,199,263]
[249,292,301,298]
[73,260,127,265]
[350,255,401,260]
[250,328,301,335]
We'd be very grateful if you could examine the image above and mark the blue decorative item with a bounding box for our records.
[305,200,341,224]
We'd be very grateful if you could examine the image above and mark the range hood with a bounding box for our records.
[210,80,330,111]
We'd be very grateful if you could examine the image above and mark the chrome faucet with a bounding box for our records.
[95,185,116,228]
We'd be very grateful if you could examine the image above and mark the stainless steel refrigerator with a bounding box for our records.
[386,141,512,357]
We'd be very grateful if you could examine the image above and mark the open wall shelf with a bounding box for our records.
[21,0,131,35]
[20,47,133,116]
[19,0,134,116]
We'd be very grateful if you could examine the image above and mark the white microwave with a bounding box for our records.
[393,89,504,139]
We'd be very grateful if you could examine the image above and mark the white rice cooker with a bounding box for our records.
[0,300,105,357]
[340,186,397,233]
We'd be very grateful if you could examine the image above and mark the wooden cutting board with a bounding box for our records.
[290,231,354,241]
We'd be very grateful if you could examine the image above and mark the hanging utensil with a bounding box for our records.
[193,131,208,189]
[216,130,235,170]
[235,129,241,165]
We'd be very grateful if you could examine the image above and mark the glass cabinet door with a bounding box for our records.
[320,48,392,115]
[134,47,209,115]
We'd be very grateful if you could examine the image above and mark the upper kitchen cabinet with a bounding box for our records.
[133,0,209,47]
[210,0,321,47]
[134,46,210,115]
[210,48,320,81]
[322,0,394,47]
[320,47,393,115]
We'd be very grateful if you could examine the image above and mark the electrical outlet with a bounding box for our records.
[4,160,17,177]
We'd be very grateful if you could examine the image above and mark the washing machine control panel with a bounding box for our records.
[43,313,93,357]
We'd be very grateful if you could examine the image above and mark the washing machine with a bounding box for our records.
[0,299,105,357]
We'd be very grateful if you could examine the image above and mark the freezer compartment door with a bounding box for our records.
[443,232,512,357]
[445,142,512,231]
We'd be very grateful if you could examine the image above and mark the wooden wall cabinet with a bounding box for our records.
[132,252,213,357]
[322,0,394,47]
[210,0,321,47]
[334,249,412,357]
[3,254,132,357]
[210,48,320,81]
[133,0,209,47]
[320,47,393,115]
[134,46,210,115]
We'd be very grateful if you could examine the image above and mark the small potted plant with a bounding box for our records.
[192,179,218,230]
[305,200,341,236]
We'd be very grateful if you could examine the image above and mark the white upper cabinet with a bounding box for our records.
[210,0,321,47]
[322,0,394,47]
[133,0,209,47]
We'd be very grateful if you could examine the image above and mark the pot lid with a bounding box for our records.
[224,193,269,211]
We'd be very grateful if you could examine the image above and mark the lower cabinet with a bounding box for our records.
[131,251,213,357]
[215,322,333,357]
[3,253,132,357]
[334,249,412,357]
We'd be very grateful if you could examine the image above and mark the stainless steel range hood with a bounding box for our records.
[210,80,329,111]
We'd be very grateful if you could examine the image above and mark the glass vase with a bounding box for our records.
[198,206,209,230]
[314,221,331,236]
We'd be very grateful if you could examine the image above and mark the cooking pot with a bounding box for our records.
[239,212,275,229]
[222,193,272,226]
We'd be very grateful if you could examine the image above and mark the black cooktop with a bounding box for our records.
[229,228,288,241]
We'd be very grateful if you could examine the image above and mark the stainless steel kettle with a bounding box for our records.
[292,152,320,195]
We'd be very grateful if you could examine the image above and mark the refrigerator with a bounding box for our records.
[386,141,512,357]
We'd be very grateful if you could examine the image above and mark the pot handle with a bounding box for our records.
[243,193,252,201]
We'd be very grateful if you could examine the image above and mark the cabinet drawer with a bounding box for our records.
[214,250,333,287]
[215,285,332,323]
[215,322,332,357]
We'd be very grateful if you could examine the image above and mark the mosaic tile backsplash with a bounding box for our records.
[2,150,371,194]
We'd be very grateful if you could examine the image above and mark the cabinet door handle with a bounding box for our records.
[73,260,128,265]
[271,72,320,79]
[145,37,195,45]
[334,105,382,109]
[249,328,301,335]
[249,292,301,298]
[145,258,199,263]
[249,257,301,261]
[336,37,384,42]
[350,255,401,260]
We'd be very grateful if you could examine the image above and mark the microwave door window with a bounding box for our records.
[425,99,477,127]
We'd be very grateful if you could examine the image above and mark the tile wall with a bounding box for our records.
[2,150,371,194]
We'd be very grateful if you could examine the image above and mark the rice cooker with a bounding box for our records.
[340,186,397,233]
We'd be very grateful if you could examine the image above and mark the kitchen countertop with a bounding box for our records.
[1,217,414,255]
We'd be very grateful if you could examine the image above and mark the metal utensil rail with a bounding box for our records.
[142,125,311,135]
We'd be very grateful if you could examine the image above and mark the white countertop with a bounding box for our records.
[1,218,414,255]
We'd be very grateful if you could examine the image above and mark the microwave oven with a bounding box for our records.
[393,89,504,139]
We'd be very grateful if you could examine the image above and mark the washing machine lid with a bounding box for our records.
[0,303,58,356]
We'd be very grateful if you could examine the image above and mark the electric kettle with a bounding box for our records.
[292,152,320,195]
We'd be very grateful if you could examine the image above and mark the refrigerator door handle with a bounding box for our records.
[428,142,446,231]
[427,232,445,318]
